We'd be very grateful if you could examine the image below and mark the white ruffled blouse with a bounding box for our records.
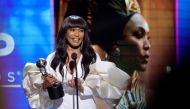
[23,52,130,109]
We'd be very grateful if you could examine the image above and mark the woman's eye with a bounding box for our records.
[133,31,143,39]
[71,28,75,31]
[79,29,84,32]
[68,28,74,32]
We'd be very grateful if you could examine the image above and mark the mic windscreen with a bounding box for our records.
[69,61,75,74]
[71,52,77,60]
[36,58,47,68]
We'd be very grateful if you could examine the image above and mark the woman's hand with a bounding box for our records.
[67,78,84,92]
[42,74,58,90]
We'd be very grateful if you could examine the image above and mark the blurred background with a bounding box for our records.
[0,0,189,108]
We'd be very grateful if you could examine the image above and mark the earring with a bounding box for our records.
[115,47,120,57]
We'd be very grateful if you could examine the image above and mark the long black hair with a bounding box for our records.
[51,15,97,79]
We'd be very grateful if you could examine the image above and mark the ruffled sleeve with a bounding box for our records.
[85,61,130,99]
[22,63,53,109]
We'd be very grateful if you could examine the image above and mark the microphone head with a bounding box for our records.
[71,52,77,60]
[36,58,47,68]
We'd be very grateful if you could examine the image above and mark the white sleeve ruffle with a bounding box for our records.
[85,61,130,99]
[22,63,52,109]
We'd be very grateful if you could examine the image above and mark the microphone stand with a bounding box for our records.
[72,53,79,109]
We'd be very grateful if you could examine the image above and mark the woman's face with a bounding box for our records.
[122,14,151,71]
[66,27,84,48]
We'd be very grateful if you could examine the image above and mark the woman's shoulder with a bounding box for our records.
[46,51,56,62]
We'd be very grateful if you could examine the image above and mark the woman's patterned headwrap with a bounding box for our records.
[91,0,141,53]
[108,0,141,16]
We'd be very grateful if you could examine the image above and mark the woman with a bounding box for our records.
[23,15,101,109]
[111,12,151,109]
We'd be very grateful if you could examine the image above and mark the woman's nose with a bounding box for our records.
[74,30,80,36]
[143,39,151,50]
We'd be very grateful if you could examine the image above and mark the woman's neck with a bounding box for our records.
[67,46,81,62]
[133,70,145,83]
[66,46,81,74]
[124,64,135,76]
[125,67,145,82]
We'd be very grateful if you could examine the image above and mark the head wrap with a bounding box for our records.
[91,0,141,53]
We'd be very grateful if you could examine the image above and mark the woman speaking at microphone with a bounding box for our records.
[23,15,101,109]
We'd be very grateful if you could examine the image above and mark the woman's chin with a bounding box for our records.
[137,65,147,72]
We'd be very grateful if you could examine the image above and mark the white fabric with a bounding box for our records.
[86,61,130,99]
[23,63,52,109]
[23,52,101,109]
[23,52,130,109]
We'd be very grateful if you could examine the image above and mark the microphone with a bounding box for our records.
[36,58,64,100]
[71,52,79,109]
[71,52,77,60]
[71,52,77,79]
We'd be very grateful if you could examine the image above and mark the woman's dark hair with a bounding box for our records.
[51,15,97,79]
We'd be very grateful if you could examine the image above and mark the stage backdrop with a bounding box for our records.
[0,0,54,108]
[0,0,189,109]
